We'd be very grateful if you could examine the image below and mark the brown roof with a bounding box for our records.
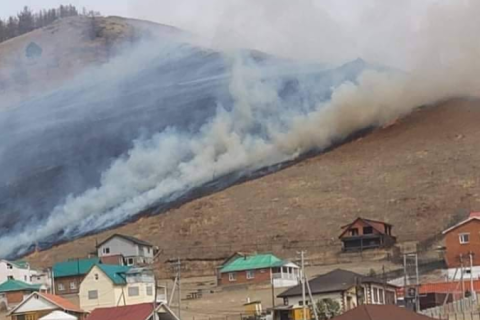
[86,303,154,320]
[331,305,435,320]
[41,292,84,313]
[339,217,391,239]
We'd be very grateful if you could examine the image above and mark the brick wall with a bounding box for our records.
[219,268,271,286]
[445,220,480,268]
[55,275,83,295]
[6,291,24,304]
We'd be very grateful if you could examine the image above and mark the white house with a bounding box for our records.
[96,234,155,266]
[278,269,397,313]
[79,264,164,312]
[0,260,40,284]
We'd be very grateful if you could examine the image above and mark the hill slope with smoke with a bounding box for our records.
[3,0,480,259]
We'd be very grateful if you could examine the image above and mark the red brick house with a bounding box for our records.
[442,212,480,279]
[218,253,300,288]
[339,218,396,252]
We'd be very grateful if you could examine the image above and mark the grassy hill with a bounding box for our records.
[24,98,480,274]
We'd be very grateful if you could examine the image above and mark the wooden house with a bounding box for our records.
[339,218,396,252]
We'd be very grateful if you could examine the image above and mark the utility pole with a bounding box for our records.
[177,258,181,319]
[270,269,275,310]
[299,251,307,320]
[469,252,475,300]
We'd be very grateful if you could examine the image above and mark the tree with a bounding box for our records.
[17,6,35,35]
[0,19,6,43]
[315,299,341,320]
[6,16,18,39]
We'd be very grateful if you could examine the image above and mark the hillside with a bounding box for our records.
[25,98,480,273]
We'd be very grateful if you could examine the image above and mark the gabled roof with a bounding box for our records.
[8,292,84,316]
[278,269,392,298]
[0,260,30,270]
[156,303,181,320]
[339,217,391,239]
[0,279,41,293]
[40,310,78,320]
[331,305,435,320]
[442,213,480,234]
[95,264,131,285]
[96,234,153,248]
[86,303,154,320]
[220,254,289,273]
[53,258,100,278]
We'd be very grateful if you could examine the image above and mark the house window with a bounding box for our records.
[350,228,359,236]
[58,283,65,292]
[103,247,110,254]
[379,289,384,304]
[7,276,13,280]
[128,287,140,297]
[229,273,237,282]
[127,258,134,266]
[24,276,27,281]
[6,264,12,270]
[363,227,373,234]
[283,298,289,306]
[299,300,309,306]
[373,288,379,303]
[246,270,255,279]
[146,286,153,296]
[94,274,99,280]
[88,290,98,300]
[70,282,77,290]
[459,233,470,244]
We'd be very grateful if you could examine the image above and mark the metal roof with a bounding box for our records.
[96,264,131,285]
[53,258,100,278]
[331,305,435,320]
[0,279,41,293]
[278,269,391,298]
[96,234,153,248]
[220,254,286,273]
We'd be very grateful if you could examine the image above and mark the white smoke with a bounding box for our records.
[2,0,480,257]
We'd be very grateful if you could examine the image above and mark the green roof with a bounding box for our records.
[220,254,285,273]
[11,261,29,269]
[0,279,41,293]
[96,264,131,285]
[53,258,100,278]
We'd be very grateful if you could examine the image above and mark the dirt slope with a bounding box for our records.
[24,98,480,271]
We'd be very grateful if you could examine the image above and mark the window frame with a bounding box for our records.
[88,290,98,300]
[103,247,110,254]
[146,286,153,296]
[228,272,237,282]
[58,283,65,292]
[459,233,470,244]
[128,286,140,297]
[246,270,255,280]
[363,226,374,235]
[70,281,77,290]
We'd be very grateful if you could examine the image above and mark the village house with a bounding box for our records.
[7,292,86,320]
[218,253,300,288]
[442,212,480,280]
[339,218,396,252]
[52,258,100,305]
[277,269,397,314]
[0,260,40,284]
[85,302,180,320]
[96,234,155,266]
[78,264,160,312]
[329,304,436,320]
[0,279,44,309]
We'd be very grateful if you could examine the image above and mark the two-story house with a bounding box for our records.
[443,212,480,280]
[79,264,159,312]
[339,218,396,252]
[277,269,397,315]
[0,260,40,284]
[96,234,155,266]
[52,258,100,305]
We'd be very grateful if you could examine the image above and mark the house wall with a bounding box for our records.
[445,220,480,268]
[79,265,155,312]
[55,275,83,295]
[219,268,271,285]
[5,291,28,305]
[286,292,343,311]
[0,261,37,284]
[342,220,385,237]
[97,237,154,259]
[447,266,480,280]
[11,310,52,320]
[79,265,117,312]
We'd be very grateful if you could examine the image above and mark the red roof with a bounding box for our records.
[87,303,154,320]
[419,279,480,295]
[40,293,84,313]
[469,212,480,218]
[331,305,435,320]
